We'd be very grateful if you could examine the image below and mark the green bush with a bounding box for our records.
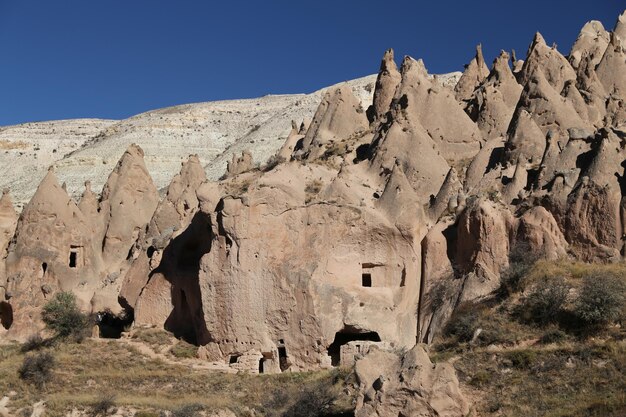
[443,303,481,343]
[18,351,55,388]
[506,350,536,369]
[21,334,46,352]
[519,277,570,325]
[499,242,541,296]
[574,274,626,326]
[41,292,90,340]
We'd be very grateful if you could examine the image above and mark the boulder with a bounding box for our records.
[355,345,470,417]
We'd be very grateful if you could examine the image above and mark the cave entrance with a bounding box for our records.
[278,341,289,371]
[327,327,381,366]
[96,309,134,339]
[361,273,372,287]
[258,352,276,374]
[69,246,82,268]
[165,289,199,345]
[0,302,13,330]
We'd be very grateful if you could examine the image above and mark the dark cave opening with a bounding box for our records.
[361,273,372,287]
[327,327,381,366]
[159,211,213,347]
[69,251,77,268]
[278,345,289,371]
[165,289,199,345]
[0,302,14,330]
[96,309,134,339]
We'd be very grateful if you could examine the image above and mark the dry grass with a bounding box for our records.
[525,259,626,287]
[0,139,29,150]
[451,342,626,416]
[305,180,323,203]
[169,340,197,359]
[0,339,355,417]
[131,328,173,350]
[433,258,626,416]
[223,178,253,197]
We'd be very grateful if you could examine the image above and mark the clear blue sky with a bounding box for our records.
[0,1,623,126]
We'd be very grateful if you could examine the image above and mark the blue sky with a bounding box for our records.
[0,1,623,126]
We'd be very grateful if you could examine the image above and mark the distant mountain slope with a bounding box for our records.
[0,72,461,208]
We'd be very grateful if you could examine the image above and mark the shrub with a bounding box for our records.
[304,180,323,203]
[574,274,626,326]
[443,303,480,343]
[539,329,567,344]
[90,394,116,417]
[280,379,339,417]
[132,328,172,348]
[21,334,46,352]
[506,350,536,369]
[518,277,570,325]
[470,370,493,387]
[171,404,203,417]
[41,292,90,340]
[134,412,159,417]
[18,351,55,388]
[499,242,541,296]
[262,155,285,172]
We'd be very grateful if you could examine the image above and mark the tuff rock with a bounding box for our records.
[1,9,626,415]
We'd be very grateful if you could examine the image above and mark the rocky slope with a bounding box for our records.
[0,73,461,209]
[0,9,625,417]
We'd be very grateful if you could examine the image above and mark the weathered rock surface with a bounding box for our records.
[367,48,402,126]
[1,12,626,415]
[355,345,470,417]
[455,44,490,103]
[0,74,461,209]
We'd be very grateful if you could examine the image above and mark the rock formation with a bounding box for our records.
[0,12,625,415]
[296,85,369,160]
[225,150,254,177]
[2,145,158,338]
[354,345,470,416]
[367,48,402,126]
[455,44,490,103]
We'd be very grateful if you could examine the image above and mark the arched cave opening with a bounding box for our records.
[160,212,213,346]
[327,326,381,366]
[0,302,14,330]
[96,309,134,339]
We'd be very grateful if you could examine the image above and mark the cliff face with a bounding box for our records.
[0,10,625,415]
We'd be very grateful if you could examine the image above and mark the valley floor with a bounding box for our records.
[0,334,356,417]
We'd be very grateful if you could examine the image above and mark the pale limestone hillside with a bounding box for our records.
[0,72,461,208]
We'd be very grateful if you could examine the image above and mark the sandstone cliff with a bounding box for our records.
[1,9,626,416]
